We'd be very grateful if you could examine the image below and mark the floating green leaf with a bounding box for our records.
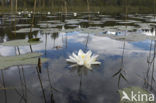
[102,34,146,42]
[12,28,40,33]
[0,53,48,70]
[1,39,41,46]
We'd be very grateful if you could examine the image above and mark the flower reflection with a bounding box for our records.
[66,49,101,69]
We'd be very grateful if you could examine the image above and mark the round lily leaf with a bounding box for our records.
[0,53,48,70]
[1,39,42,46]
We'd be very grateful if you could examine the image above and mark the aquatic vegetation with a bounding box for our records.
[1,39,41,46]
[66,19,80,24]
[80,27,104,34]
[0,53,48,70]
[0,11,156,102]
[66,49,101,69]
[12,28,40,33]
[16,24,31,27]
[28,38,40,42]
[105,34,147,42]
[18,12,21,15]
[47,12,51,15]
[41,28,59,34]
[135,23,153,29]
[28,13,31,17]
[73,12,77,17]
[113,26,136,31]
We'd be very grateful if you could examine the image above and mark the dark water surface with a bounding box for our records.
[0,13,156,103]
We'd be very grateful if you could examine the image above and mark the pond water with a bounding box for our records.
[0,13,156,103]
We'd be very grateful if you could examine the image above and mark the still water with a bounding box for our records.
[0,12,156,103]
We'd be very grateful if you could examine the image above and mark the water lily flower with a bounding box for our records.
[66,49,101,69]
[18,12,21,15]
[28,13,31,17]
[73,12,77,17]
[48,12,51,15]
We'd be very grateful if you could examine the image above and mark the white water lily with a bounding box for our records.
[47,12,51,15]
[66,49,101,69]
[73,12,77,17]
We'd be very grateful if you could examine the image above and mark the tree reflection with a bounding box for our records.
[0,70,7,103]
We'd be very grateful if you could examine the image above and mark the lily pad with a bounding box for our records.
[41,28,59,34]
[105,34,147,42]
[119,87,155,103]
[0,53,48,70]
[1,39,41,46]
[12,28,40,33]
[16,24,31,27]
[113,26,137,31]
[117,20,140,24]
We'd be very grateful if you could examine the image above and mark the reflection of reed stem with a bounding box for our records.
[17,47,28,103]
[36,66,47,103]
[65,33,68,48]
[45,33,47,56]
[17,66,25,102]
[146,29,156,90]
[78,71,82,102]
[85,34,89,52]
[21,67,28,103]
[46,64,55,103]
[113,0,128,88]
[146,40,153,88]
[1,70,7,103]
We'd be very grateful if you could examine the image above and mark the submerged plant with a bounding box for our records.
[66,49,101,69]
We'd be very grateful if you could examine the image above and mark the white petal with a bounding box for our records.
[69,64,78,68]
[77,61,84,65]
[86,50,92,57]
[69,56,77,62]
[66,59,77,63]
[72,53,79,61]
[91,61,101,64]
[92,55,99,59]
[77,57,84,65]
[85,63,92,70]
[90,55,99,62]
[78,49,84,56]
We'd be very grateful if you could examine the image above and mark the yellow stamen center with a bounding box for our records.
[81,55,85,59]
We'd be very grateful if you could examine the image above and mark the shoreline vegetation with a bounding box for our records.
[0,6,154,14]
[0,0,155,14]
